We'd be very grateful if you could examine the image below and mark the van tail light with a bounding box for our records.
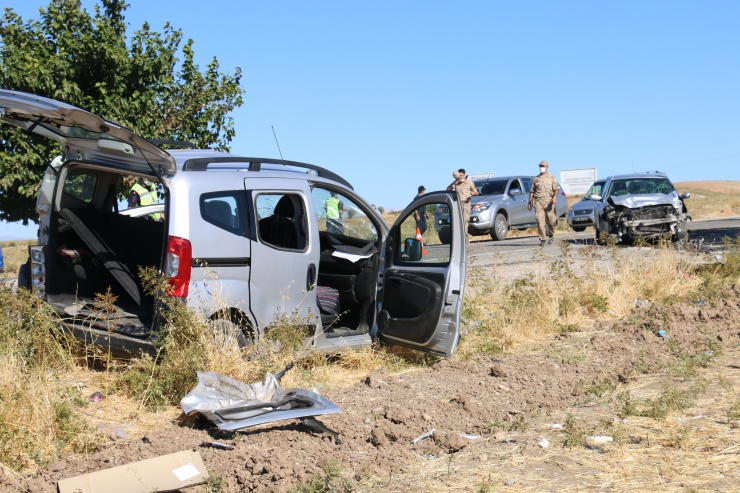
[165,236,192,297]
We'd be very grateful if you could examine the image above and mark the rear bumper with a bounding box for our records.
[65,321,157,358]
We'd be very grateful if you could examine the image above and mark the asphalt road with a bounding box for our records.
[467,216,740,270]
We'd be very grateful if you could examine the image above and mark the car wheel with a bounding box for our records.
[595,227,607,245]
[490,213,508,241]
[572,227,586,233]
[210,319,254,348]
[438,231,451,245]
[673,220,687,243]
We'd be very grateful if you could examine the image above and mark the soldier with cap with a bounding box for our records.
[414,186,429,235]
[528,160,559,246]
[447,170,478,241]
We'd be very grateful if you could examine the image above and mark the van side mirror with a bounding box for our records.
[509,188,522,196]
[589,194,602,201]
[403,238,423,261]
[680,192,691,199]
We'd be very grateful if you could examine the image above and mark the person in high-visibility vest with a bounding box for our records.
[325,192,345,235]
[128,177,163,221]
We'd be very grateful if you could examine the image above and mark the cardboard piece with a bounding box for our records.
[57,450,209,493]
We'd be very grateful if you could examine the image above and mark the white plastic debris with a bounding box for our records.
[613,418,628,423]
[551,423,564,429]
[586,436,613,445]
[675,415,702,424]
[538,438,550,448]
[412,429,436,444]
[458,433,481,440]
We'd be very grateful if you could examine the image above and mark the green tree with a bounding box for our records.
[0,0,244,224]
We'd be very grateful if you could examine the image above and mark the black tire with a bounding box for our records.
[572,227,586,233]
[438,231,451,245]
[490,213,508,241]
[595,227,606,245]
[211,319,254,348]
[673,220,687,243]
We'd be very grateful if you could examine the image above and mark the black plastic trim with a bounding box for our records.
[193,257,251,267]
[181,156,353,190]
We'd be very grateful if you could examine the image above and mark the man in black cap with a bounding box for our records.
[414,186,428,235]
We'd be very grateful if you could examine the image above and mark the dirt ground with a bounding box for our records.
[5,286,740,493]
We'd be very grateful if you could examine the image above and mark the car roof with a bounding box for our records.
[607,172,669,180]
[167,149,353,189]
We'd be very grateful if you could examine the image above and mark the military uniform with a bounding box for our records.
[530,172,559,241]
[455,178,477,240]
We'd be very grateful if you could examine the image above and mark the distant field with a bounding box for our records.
[674,181,740,220]
[1,240,33,276]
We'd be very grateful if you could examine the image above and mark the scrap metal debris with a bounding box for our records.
[180,365,341,435]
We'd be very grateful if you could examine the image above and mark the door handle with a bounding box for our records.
[306,263,316,291]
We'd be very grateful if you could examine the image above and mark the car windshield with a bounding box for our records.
[475,179,508,196]
[608,178,675,197]
[584,181,606,199]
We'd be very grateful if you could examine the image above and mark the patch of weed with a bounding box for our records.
[616,385,693,420]
[561,352,586,365]
[562,414,586,448]
[290,460,354,493]
[718,374,734,392]
[587,378,617,397]
[666,427,691,449]
[727,400,740,421]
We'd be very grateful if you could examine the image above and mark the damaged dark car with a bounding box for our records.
[585,173,691,244]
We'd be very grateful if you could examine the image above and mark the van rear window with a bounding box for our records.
[200,191,248,236]
[63,174,97,203]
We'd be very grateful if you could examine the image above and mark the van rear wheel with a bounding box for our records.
[210,319,254,348]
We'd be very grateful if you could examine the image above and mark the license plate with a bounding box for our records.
[573,217,590,222]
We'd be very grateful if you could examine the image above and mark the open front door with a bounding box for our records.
[377,191,466,357]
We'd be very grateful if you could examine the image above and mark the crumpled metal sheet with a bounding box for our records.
[180,371,340,431]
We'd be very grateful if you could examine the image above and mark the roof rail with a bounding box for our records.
[181,156,353,190]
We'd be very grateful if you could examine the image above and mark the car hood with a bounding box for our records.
[608,193,681,209]
[570,200,598,212]
[471,194,505,205]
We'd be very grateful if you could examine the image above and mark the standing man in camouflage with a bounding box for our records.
[447,169,478,242]
[528,160,559,246]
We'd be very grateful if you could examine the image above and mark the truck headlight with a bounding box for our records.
[472,202,492,212]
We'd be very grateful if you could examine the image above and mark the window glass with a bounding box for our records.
[521,178,532,193]
[310,188,377,242]
[476,179,508,196]
[63,173,97,203]
[509,179,523,193]
[607,178,674,197]
[256,193,306,251]
[396,202,451,264]
[200,191,246,236]
[584,181,606,199]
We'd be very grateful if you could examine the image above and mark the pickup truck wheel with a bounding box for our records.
[438,231,451,245]
[491,213,508,241]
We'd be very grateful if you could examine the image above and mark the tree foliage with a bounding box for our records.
[0,0,244,223]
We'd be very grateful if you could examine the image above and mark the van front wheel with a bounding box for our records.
[210,319,254,348]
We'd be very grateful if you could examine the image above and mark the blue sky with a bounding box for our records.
[2,0,739,239]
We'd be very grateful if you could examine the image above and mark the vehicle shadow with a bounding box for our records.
[687,225,740,246]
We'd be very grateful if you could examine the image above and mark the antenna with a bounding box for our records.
[271,126,284,160]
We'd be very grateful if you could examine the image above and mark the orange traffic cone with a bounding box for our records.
[416,227,429,255]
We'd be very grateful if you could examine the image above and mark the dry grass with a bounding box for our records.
[675,181,740,220]
[0,240,33,276]
[458,241,702,356]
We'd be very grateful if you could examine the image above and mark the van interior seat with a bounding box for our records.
[259,195,300,249]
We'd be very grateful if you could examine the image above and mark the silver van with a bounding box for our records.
[2,90,467,358]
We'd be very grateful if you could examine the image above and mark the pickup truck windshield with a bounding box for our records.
[475,179,508,196]
[608,178,675,197]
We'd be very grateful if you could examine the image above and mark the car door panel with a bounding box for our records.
[378,191,465,357]
[379,272,444,344]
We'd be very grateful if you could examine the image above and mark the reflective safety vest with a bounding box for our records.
[131,182,162,220]
[325,197,340,219]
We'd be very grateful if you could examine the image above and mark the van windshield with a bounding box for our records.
[475,179,508,196]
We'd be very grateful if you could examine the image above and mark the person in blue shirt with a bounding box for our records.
[414,186,428,235]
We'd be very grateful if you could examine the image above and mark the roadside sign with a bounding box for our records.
[560,168,597,195]
[467,172,496,181]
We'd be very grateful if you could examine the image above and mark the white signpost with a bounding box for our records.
[467,172,496,181]
[560,168,597,195]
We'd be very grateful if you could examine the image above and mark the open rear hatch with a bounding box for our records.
[0,90,176,355]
